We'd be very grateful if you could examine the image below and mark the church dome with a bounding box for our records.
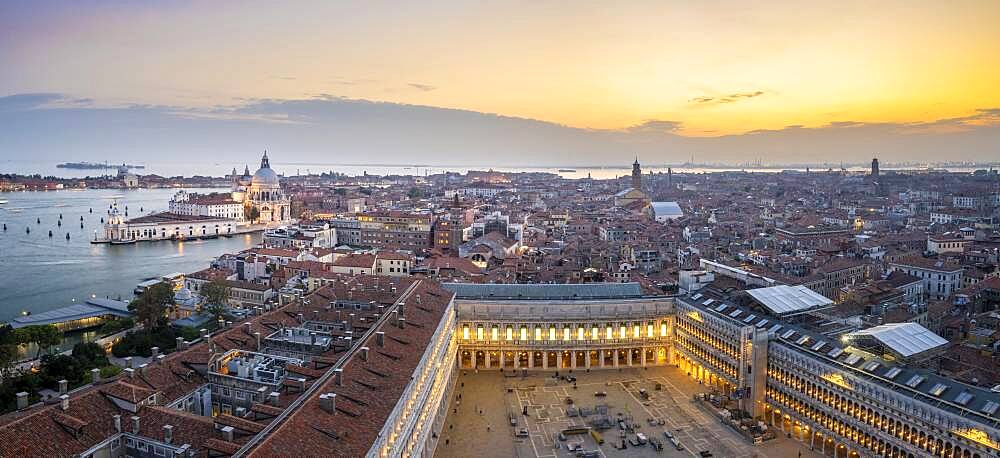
[250,152,280,187]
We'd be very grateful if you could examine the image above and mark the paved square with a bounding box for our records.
[437,365,823,458]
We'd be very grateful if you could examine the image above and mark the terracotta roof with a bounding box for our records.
[248,280,454,457]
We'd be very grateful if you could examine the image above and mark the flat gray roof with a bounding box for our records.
[443,282,647,300]
[747,285,832,315]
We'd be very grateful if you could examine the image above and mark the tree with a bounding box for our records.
[407,187,425,199]
[244,204,260,224]
[129,282,173,330]
[15,325,63,358]
[0,325,18,379]
[201,280,230,319]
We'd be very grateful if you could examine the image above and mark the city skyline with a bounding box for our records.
[2,1,999,165]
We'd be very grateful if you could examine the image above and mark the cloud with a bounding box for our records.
[625,119,682,134]
[690,90,766,106]
[408,83,436,92]
[0,92,998,167]
[0,93,66,112]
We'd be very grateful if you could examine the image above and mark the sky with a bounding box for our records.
[1,0,999,166]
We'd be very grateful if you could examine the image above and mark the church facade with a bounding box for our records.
[614,158,651,209]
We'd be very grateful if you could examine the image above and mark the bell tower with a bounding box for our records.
[631,158,642,190]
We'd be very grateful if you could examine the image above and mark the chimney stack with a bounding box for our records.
[113,414,121,432]
[310,332,317,345]
[360,346,369,361]
[58,379,68,394]
[59,394,69,411]
[156,354,166,365]
[376,331,385,347]
[254,332,262,350]
[91,368,101,384]
[269,391,280,406]
[176,336,187,350]
[334,368,343,386]
[163,425,174,444]
[399,317,406,329]
[125,368,135,379]
[297,313,304,323]
[222,425,235,442]
[15,392,28,410]
[124,356,133,368]
[319,393,337,414]
[243,322,252,334]
[131,415,140,434]
[200,328,209,340]
[151,346,159,358]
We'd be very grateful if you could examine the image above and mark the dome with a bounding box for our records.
[252,167,280,187]
[250,152,280,187]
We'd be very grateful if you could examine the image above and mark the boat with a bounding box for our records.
[558,169,577,173]
[110,239,136,245]
[0,200,8,204]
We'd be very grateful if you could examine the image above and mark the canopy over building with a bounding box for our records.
[11,298,131,331]
[746,284,833,316]
[843,322,948,360]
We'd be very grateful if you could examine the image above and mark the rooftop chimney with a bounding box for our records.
[360,346,370,361]
[221,425,235,442]
[131,415,140,434]
[200,328,209,340]
[58,379,68,394]
[125,368,136,379]
[124,356,133,368]
[91,368,101,384]
[334,368,344,386]
[399,317,406,329]
[254,331,262,350]
[176,337,187,350]
[113,414,121,433]
[269,391,280,406]
[319,393,337,414]
[59,394,69,411]
[15,392,28,410]
[376,331,385,347]
[163,424,174,444]
[156,354,166,365]
[243,322,252,335]
[297,313,304,323]
[151,346,159,358]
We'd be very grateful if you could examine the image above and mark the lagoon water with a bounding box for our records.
[0,188,259,322]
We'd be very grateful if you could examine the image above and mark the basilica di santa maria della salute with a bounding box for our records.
[231,151,291,225]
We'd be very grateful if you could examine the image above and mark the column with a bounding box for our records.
[599,351,605,368]
[485,352,491,369]
[557,352,563,370]
[471,351,477,369]
[627,349,633,367]
[542,352,548,370]
[499,350,505,370]
[613,350,620,368]
[640,348,647,367]
[528,351,534,370]
[585,352,591,369]
[571,351,577,369]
